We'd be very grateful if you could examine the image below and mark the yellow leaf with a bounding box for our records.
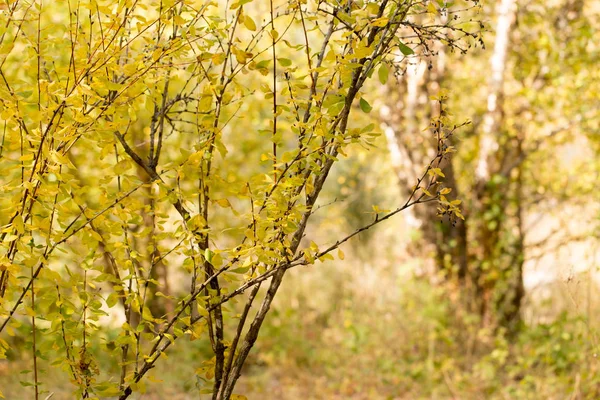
[243,15,256,31]
[366,3,379,15]
[114,159,131,175]
[233,48,251,64]
[3,234,18,242]
[371,17,389,27]
[173,15,186,25]
[142,307,154,322]
[338,249,345,260]
[13,215,24,234]
[152,48,162,61]
[0,42,14,55]
[215,199,231,208]
[5,325,15,337]
[212,52,226,65]
[353,43,374,59]
[432,168,445,178]
[260,83,271,93]
[123,63,137,75]
[19,153,34,161]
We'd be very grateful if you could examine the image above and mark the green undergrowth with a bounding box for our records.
[1,271,598,399]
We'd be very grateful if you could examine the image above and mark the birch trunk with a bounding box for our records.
[473,0,518,325]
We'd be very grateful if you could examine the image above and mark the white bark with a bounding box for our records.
[475,0,517,182]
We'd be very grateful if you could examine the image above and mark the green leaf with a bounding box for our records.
[359,98,372,113]
[325,96,345,115]
[204,249,214,264]
[398,42,414,56]
[277,58,292,67]
[378,63,389,84]
[106,293,119,308]
[230,0,253,9]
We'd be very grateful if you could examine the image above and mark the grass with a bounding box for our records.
[1,261,599,400]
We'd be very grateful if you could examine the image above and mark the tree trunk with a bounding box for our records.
[472,0,518,326]
[381,49,467,282]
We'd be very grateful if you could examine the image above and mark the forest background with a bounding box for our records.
[0,0,599,399]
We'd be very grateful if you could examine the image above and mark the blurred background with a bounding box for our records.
[231,1,600,398]
[1,0,599,399]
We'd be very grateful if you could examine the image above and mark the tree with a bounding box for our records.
[0,1,476,399]
[380,5,472,283]
[381,0,600,332]
[471,0,519,328]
